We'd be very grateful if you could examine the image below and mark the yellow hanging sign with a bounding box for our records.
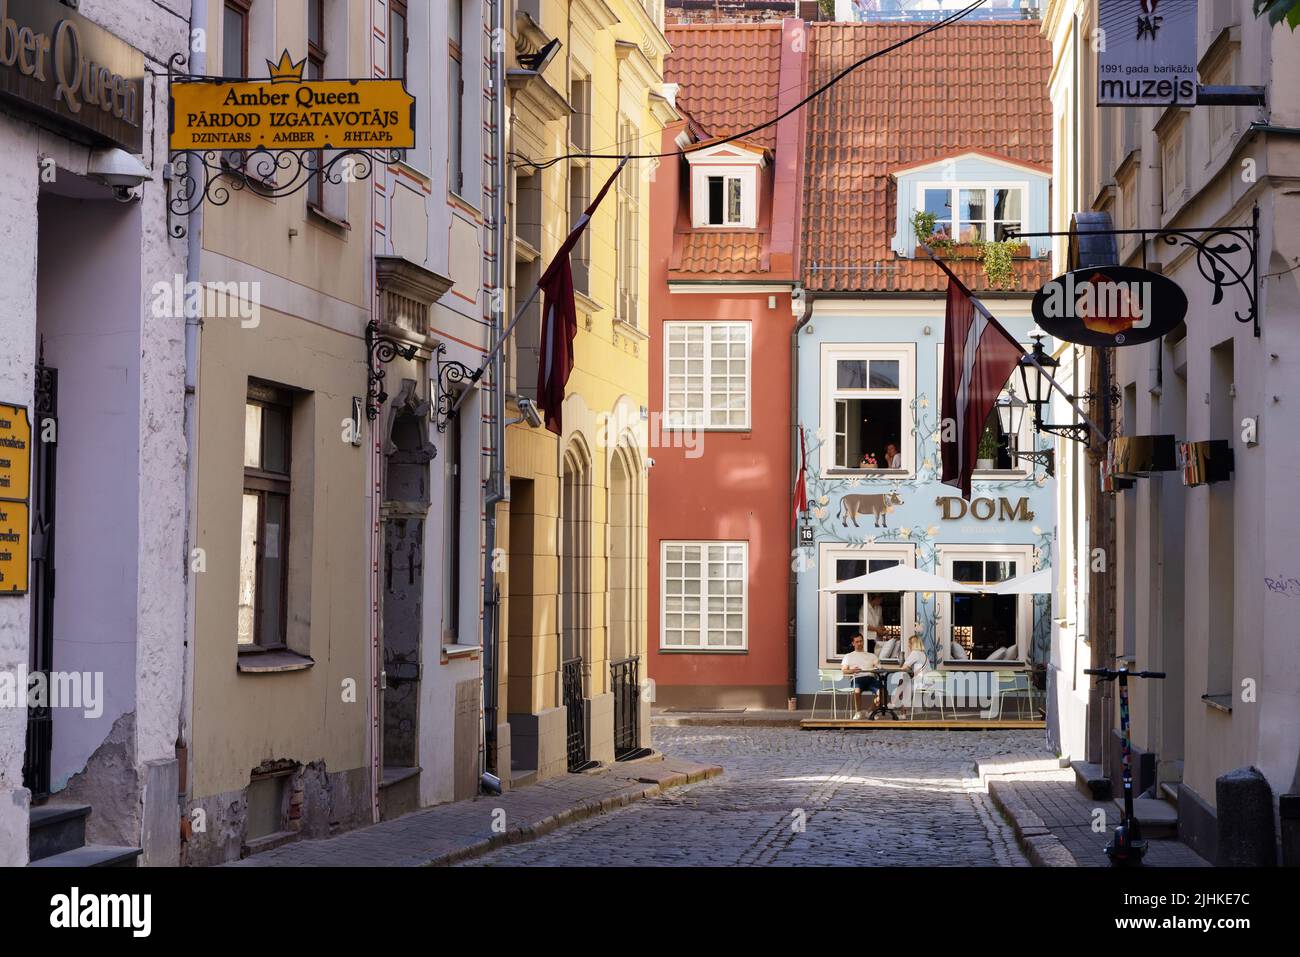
[0,500,27,595]
[169,51,415,152]
[0,403,31,503]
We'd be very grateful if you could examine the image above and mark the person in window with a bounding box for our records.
[884,442,901,469]
[865,593,885,647]
[841,632,882,721]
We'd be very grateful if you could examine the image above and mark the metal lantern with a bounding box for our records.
[996,386,1027,440]
[1017,335,1058,425]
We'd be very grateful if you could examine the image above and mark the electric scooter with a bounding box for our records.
[1083,663,1166,866]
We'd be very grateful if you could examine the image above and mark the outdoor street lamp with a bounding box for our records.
[1014,334,1094,447]
[995,386,1055,477]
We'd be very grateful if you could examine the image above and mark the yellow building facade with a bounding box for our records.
[495,0,675,780]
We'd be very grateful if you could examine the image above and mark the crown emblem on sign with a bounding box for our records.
[266,50,307,84]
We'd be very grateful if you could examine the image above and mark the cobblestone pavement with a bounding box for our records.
[466,726,1041,866]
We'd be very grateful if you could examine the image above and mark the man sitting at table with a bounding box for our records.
[841,631,883,720]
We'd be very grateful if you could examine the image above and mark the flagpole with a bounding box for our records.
[445,283,543,421]
[445,155,630,423]
[919,242,1106,444]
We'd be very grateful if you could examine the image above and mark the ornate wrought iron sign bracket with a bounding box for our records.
[434,344,478,433]
[1011,206,1261,336]
[365,320,418,421]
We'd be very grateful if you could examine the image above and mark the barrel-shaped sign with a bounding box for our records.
[1031,266,1187,347]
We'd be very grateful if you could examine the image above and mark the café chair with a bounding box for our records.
[812,668,851,720]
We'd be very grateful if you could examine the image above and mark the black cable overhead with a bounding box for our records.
[514,0,991,172]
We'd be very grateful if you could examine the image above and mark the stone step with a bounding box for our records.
[29,845,142,868]
[1160,782,1181,806]
[1071,761,1111,800]
[28,804,91,862]
[1113,796,1179,838]
[511,768,538,789]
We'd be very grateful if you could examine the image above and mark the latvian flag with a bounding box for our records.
[939,277,1024,500]
[792,425,809,530]
[536,158,628,435]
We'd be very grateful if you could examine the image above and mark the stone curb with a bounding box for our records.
[424,763,722,867]
[986,779,1078,867]
[654,715,808,728]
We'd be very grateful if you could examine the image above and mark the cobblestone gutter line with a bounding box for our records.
[226,757,721,867]
[428,763,723,867]
[986,779,1079,867]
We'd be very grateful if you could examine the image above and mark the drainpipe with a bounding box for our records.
[178,0,207,814]
[478,0,508,792]
[788,285,812,705]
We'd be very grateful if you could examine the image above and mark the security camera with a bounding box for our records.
[87,148,148,201]
[516,396,544,429]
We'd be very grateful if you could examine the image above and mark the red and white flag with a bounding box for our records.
[536,158,628,435]
[939,277,1024,500]
[792,426,808,530]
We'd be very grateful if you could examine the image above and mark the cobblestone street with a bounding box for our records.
[467,727,1041,866]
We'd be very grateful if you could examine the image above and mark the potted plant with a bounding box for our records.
[977,425,999,471]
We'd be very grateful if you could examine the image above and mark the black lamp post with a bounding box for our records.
[1015,334,1094,446]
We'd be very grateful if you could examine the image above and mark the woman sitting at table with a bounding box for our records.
[890,635,932,715]
[840,631,882,720]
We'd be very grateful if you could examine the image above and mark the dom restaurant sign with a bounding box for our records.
[170,50,415,152]
[1031,265,1188,347]
[0,0,145,153]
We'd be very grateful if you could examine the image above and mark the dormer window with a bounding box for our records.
[889,151,1049,257]
[685,139,766,229]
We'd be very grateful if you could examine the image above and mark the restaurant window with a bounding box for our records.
[306,0,327,209]
[449,1,465,195]
[238,383,293,649]
[916,184,1025,244]
[943,549,1031,662]
[660,542,747,651]
[389,0,408,82]
[663,322,750,430]
[223,0,251,78]
[820,543,914,663]
[822,343,914,473]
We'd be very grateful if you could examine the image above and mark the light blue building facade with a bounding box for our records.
[794,153,1058,702]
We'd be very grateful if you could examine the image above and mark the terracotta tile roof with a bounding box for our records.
[665,23,783,150]
[671,230,768,277]
[802,21,1053,293]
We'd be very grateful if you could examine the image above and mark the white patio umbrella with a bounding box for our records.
[819,563,981,594]
[984,567,1053,595]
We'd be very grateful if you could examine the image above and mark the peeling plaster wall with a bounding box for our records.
[0,0,192,866]
[0,113,40,867]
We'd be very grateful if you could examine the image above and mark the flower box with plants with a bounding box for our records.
[909,211,1030,290]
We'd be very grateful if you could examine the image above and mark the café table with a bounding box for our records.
[865,665,907,720]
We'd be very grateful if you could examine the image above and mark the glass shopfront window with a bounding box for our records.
[949,557,1021,660]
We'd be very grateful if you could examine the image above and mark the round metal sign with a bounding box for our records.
[1031,266,1188,347]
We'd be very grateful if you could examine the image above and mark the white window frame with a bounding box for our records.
[820,342,915,476]
[659,540,748,651]
[819,542,915,665]
[663,321,752,431]
[935,343,1034,478]
[1160,120,1186,213]
[938,544,1034,661]
[690,164,757,228]
[915,182,1028,246]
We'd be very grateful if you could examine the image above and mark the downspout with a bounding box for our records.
[179,0,207,816]
[788,286,812,705]
[479,0,508,792]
